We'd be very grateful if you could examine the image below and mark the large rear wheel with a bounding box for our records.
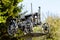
[7,23,18,36]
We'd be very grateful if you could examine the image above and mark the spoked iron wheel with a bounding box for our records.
[8,24,18,36]
[42,23,50,34]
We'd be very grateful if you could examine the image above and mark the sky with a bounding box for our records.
[18,0,60,22]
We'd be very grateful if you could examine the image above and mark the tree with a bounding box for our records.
[0,0,23,23]
[0,0,23,40]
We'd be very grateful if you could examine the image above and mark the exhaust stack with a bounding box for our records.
[38,6,41,24]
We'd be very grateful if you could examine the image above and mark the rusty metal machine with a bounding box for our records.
[7,6,49,36]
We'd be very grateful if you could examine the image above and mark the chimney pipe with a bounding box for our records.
[39,7,40,20]
[31,3,33,14]
[38,6,41,23]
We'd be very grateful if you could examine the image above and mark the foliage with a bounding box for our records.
[0,0,23,40]
[45,17,60,40]
[0,0,23,23]
[33,25,43,33]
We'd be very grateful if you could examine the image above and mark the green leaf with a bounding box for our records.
[0,16,6,23]
[18,0,23,2]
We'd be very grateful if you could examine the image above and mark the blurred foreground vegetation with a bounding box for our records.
[0,0,23,40]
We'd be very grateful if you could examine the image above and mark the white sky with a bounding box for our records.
[18,0,60,22]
